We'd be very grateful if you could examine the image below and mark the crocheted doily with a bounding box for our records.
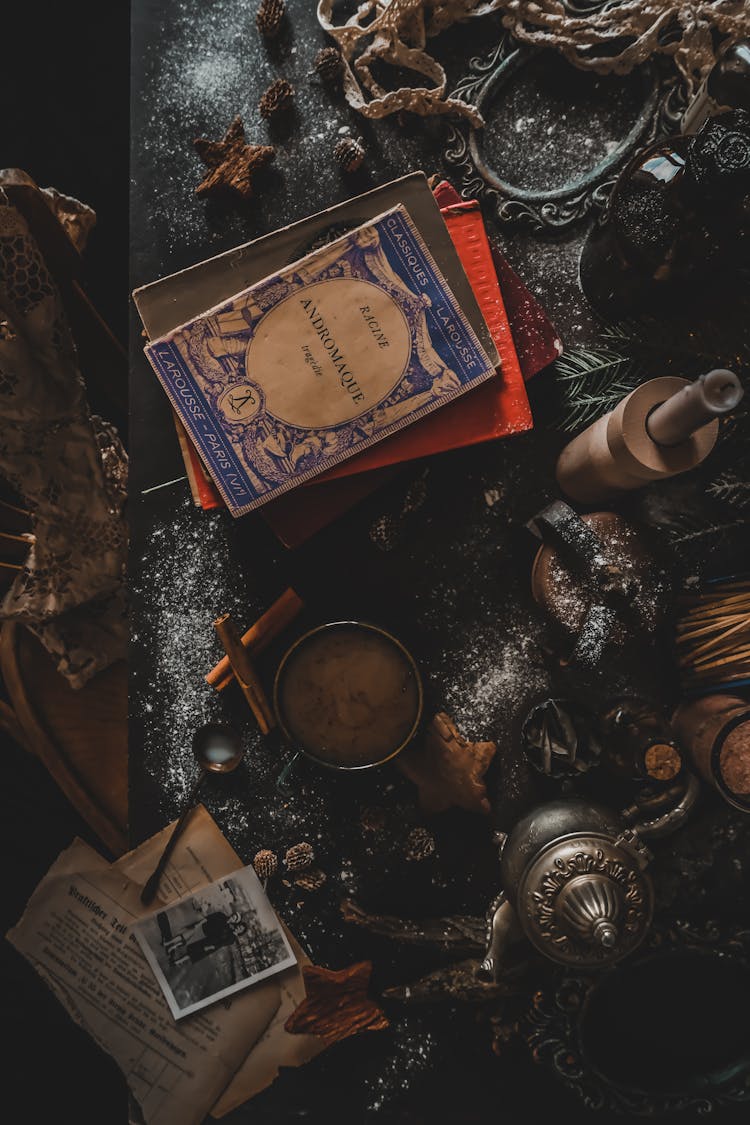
[318,0,747,123]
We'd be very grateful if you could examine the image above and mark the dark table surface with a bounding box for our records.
[130,4,750,1123]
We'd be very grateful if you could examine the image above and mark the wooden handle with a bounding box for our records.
[207,588,303,692]
[140,772,206,906]
[213,612,275,734]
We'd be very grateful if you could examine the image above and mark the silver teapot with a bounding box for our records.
[480,798,656,978]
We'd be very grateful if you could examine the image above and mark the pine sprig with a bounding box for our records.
[707,476,750,510]
[550,314,748,434]
[551,345,645,432]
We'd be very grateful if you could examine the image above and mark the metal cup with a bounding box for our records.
[272,620,424,787]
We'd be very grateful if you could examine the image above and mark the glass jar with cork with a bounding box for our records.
[672,695,750,813]
[600,698,684,786]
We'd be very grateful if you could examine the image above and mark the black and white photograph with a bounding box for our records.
[134,866,296,1020]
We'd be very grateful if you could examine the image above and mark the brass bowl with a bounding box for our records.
[273,620,424,772]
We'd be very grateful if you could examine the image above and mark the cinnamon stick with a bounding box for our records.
[213,612,275,734]
[207,587,303,692]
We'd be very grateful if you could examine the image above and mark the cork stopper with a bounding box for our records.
[644,742,682,782]
[720,723,750,798]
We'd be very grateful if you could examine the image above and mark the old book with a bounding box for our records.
[135,176,544,531]
[172,412,223,510]
[432,179,562,379]
[321,193,532,483]
[133,172,498,368]
[133,172,504,515]
[144,205,496,516]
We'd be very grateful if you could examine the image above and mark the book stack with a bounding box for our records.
[134,173,558,545]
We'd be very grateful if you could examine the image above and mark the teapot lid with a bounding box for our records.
[519,831,653,968]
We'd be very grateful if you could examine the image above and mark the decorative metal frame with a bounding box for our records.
[444,35,685,231]
[524,921,750,1114]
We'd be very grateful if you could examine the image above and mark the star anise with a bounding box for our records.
[193,116,275,202]
[284,961,388,1045]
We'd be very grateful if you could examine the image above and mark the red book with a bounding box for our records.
[319,193,532,483]
[173,414,223,511]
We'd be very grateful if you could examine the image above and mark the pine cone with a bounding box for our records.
[404,827,436,862]
[253,849,278,880]
[314,46,343,85]
[333,137,365,173]
[294,868,327,893]
[256,0,285,38]
[284,841,315,872]
[259,78,294,120]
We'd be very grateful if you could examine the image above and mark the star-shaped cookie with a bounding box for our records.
[284,961,389,1046]
[398,711,497,815]
[193,115,275,202]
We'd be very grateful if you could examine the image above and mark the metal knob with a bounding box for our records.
[593,919,618,948]
[556,873,622,948]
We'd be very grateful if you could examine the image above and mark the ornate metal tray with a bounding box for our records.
[525,922,750,1114]
[445,35,685,231]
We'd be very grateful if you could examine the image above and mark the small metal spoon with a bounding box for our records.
[140,723,244,906]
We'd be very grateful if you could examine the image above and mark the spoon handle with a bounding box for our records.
[276,750,302,795]
[140,771,207,906]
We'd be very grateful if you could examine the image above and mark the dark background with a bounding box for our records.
[1,2,748,1124]
[1,3,130,1121]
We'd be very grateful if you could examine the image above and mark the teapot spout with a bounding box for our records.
[477,894,522,983]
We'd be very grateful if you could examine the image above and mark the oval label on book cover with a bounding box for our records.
[246,278,411,429]
[217,382,263,423]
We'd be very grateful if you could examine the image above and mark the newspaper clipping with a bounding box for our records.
[6,807,323,1125]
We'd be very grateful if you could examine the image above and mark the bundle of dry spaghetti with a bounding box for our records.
[676,578,750,692]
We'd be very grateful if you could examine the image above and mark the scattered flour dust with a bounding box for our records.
[134,0,356,260]
[131,499,263,820]
[132,500,365,860]
[437,616,549,738]
[366,1018,437,1113]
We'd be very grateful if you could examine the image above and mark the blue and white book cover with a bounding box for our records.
[145,205,496,516]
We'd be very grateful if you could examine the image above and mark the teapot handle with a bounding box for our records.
[622,772,701,840]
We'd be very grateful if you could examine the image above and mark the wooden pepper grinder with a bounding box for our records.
[556,370,743,505]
